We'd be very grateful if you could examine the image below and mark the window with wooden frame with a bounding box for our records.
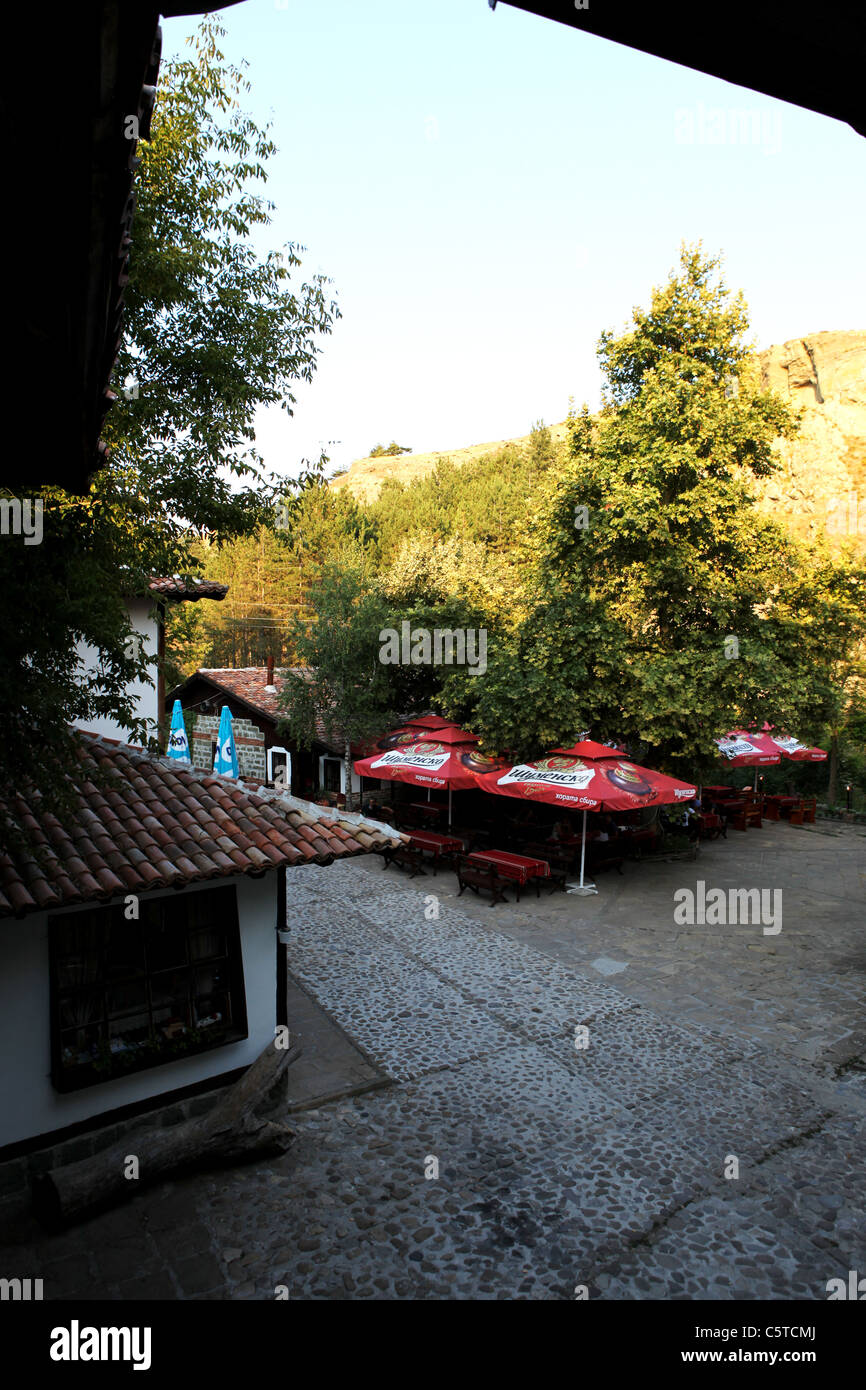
[49,885,248,1092]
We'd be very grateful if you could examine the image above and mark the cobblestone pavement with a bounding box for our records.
[3,822,865,1300]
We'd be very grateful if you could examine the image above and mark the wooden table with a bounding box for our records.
[408,802,444,818]
[695,812,724,840]
[467,850,550,900]
[409,830,464,873]
[763,795,800,821]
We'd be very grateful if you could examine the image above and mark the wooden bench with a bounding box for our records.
[380,844,427,877]
[727,796,763,831]
[456,859,510,906]
[788,797,816,826]
[696,812,724,841]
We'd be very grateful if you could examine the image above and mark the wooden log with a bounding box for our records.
[32,1040,301,1228]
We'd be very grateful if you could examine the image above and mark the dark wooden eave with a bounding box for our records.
[0,2,243,498]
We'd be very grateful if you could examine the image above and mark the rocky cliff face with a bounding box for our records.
[754,331,866,547]
[332,330,866,548]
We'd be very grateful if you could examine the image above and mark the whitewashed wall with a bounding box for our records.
[0,874,277,1150]
[74,597,160,742]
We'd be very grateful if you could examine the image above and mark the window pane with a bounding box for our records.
[55,919,102,988]
[60,989,103,1029]
[106,980,148,1020]
[105,920,145,980]
[144,903,188,971]
[60,1024,105,1068]
[196,991,230,1032]
[189,927,225,960]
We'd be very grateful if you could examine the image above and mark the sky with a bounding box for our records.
[163,0,866,482]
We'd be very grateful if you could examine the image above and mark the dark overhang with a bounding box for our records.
[0,2,243,498]
[493,2,865,138]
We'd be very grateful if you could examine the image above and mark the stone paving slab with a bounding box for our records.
[588,1194,853,1301]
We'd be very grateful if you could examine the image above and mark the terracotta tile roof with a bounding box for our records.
[188,668,344,750]
[0,733,403,920]
[197,667,300,721]
[149,577,229,602]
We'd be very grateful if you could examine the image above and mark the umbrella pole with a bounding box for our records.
[571,807,598,896]
[579,808,587,888]
[448,786,452,827]
[753,768,758,793]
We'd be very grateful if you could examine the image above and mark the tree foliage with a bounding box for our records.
[277,557,399,810]
[447,245,823,773]
[102,16,339,553]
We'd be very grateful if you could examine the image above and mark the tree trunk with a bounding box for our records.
[828,728,839,806]
[344,736,354,812]
[33,1040,301,1228]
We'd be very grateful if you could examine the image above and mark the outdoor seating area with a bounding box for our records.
[703,785,818,830]
[377,793,693,902]
[362,720,827,904]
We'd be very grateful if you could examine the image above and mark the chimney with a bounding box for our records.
[265,655,276,692]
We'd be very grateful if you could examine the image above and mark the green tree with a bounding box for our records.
[450,246,813,772]
[103,16,339,551]
[782,543,866,802]
[277,557,399,811]
[369,442,411,457]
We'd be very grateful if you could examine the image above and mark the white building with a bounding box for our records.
[0,735,399,1156]
[74,576,228,744]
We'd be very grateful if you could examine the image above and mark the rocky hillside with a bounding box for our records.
[332,330,866,547]
[753,331,866,545]
[329,421,573,505]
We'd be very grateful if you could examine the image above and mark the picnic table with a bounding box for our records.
[695,811,725,840]
[467,849,550,900]
[615,824,659,855]
[408,801,444,818]
[763,794,800,821]
[409,829,464,873]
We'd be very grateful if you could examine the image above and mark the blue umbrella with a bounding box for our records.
[166,699,192,764]
[213,705,239,778]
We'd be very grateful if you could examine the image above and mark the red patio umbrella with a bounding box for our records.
[353,721,480,824]
[715,731,781,767]
[716,726,826,792]
[468,740,696,894]
[760,725,828,762]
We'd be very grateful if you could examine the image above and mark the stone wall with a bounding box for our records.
[191,713,267,780]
